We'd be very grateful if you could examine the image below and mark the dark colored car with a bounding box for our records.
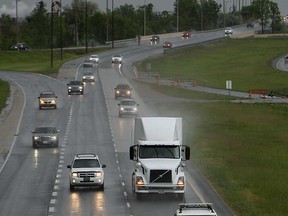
[38,91,57,109]
[32,126,59,148]
[150,35,160,44]
[67,80,84,95]
[163,41,173,48]
[114,84,132,99]
[182,31,191,38]
[247,22,254,28]
[11,43,29,51]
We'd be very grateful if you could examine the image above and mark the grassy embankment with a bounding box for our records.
[136,38,288,216]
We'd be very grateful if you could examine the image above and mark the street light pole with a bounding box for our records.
[51,0,54,68]
[60,0,63,61]
[16,0,19,43]
[112,0,114,48]
[85,0,88,54]
[106,0,108,42]
[176,0,179,32]
[144,0,146,36]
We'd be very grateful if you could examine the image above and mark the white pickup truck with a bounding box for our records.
[174,203,217,216]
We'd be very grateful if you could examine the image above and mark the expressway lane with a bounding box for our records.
[0,29,240,216]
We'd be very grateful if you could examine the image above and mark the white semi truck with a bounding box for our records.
[129,117,190,198]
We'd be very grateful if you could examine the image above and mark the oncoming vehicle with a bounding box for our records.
[174,203,217,216]
[150,35,160,44]
[67,80,84,95]
[32,126,59,148]
[89,55,99,63]
[82,71,95,82]
[11,43,29,51]
[38,91,57,109]
[67,153,106,191]
[224,27,233,35]
[118,99,139,117]
[163,41,173,48]
[182,31,191,39]
[114,84,132,99]
[112,54,123,64]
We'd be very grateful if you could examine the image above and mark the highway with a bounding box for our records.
[0,29,250,216]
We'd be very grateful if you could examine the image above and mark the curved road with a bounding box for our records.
[0,28,262,216]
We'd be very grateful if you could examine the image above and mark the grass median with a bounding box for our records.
[136,37,288,215]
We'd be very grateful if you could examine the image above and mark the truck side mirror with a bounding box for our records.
[129,145,137,161]
[181,146,190,161]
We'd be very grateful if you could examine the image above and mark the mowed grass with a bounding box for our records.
[0,80,9,110]
[136,38,288,215]
[138,38,288,94]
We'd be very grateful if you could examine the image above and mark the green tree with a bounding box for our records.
[0,14,15,50]
[251,0,281,33]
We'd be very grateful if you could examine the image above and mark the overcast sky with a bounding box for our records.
[0,0,287,18]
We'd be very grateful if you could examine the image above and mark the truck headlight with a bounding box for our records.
[127,91,131,94]
[116,90,120,94]
[177,176,185,186]
[136,176,144,186]
[51,136,57,140]
[51,100,56,104]
[120,107,124,111]
[72,172,78,177]
[133,107,138,111]
[68,87,72,89]
[40,100,45,104]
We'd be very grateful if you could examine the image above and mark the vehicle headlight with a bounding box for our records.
[136,176,144,186]
[177,176,185,186]
[40,100,45,104]
[68,87,72,89]
[127,91,131,94]
[79,86,83,89]
[72,172,78,177]
[33,136,40,140]
[95,171,102,177]
[51,100,56,104]
[120,107,124,111]
[133,107,138,111]
[116,90,120,94]
[51,136,57,140]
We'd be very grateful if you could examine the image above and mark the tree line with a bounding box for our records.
[0,0,283,50]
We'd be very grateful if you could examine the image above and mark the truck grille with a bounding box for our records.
[150,170,172,183]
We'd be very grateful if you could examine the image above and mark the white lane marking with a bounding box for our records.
[0,79,26,174]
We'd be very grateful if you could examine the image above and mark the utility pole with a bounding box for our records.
[16,0,19,43]
[85,0,88,54]
[106,0,109,42]
[144,0,146,36]
[112,0,114,48]
[176,0,179,32]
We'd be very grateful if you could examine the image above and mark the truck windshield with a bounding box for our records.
[139,145,180,159]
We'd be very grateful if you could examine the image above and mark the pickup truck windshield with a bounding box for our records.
[139,145,180,159]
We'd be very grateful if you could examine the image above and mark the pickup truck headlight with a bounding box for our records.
[33,136,40,140]
[95,171,102,177]
[72,172,78,177]
[51,136,57,140]
[127,91,131,94]
[68,87,72,89]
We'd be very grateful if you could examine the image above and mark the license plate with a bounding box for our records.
[84,177,90,182]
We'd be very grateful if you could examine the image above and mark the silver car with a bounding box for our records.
[118,99,139,117]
